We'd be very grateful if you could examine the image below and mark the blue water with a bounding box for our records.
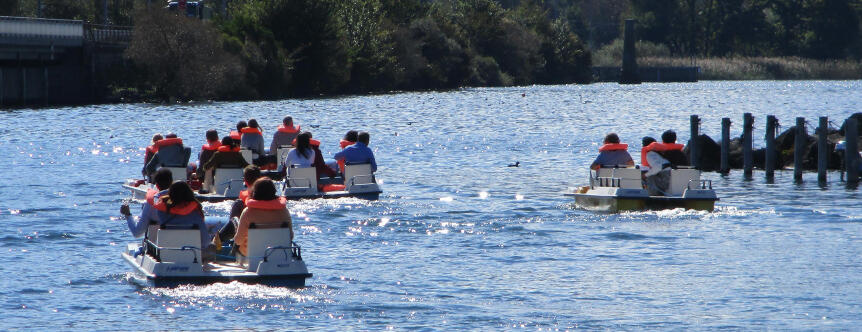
[1,81,860,330]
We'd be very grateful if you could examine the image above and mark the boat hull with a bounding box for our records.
[570,188,717,213]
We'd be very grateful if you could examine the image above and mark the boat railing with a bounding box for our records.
[262,241,303,261]
[591,176,621,188]
[691,179,713,190]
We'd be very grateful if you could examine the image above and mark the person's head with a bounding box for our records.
[344,130,358,142]
[642,136,656,147]
[221,136,235,147]
[283,116,293,126]
[205,129,218,142]
[236,120,247,131]
[165,133,178,139]
[661,130,677,144]
[248,118,259,129]
[243,164,262,186]
[250,177,278,201]
[153,168,173,190]
[166,181,197,210]
[357,132,370,145]
[152,133,164,144]
[603,133,620,144]
[295,132,311,158]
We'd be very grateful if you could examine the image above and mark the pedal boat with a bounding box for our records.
[122,225,312,287]
[567,166,718,212]
[282,163,382,200]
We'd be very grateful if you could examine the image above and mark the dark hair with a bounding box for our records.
[283,116,293,126]
[166,181,198,213]
[250,177,277,201]
[205,129,219,142]
[165,133,178,139]
[642,136,656,147]
[661,130,677,144]
[243,164,262,186]
[604,133,620,144]
[153,168,173,190]
[248,118,259,129]
[152,133,164,143]
[236,120,247,131]
[344,130,358,142]
[295,132,311,159]
[357,132,370,145]
[221,136,234,146]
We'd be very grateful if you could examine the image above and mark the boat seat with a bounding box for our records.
[612,168,642,189]
[244,223,292,272]
[156,229,201,263]
[159,166,188,182]
[595,168,613,179]
[669,169,701,196]
[213,167,244,197]
[344,163,375,191]
[276,146,293,171]
[240,149,253,165]
[286,167,318,195]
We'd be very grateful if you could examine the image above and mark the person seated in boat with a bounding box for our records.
[232,178,294,257]
[639,136,657,172]
[589,133,634,170]
[143,133,192,180]
[229,120,246,142]
[201,137,249,192]
[240,118,266,164]
[305,132,337,179]
[333,131,377,173]
[335,130,358,174]
[153,181,213,260]
[212,165,263,250]
[644,130,689,195]
[270,116,301,157]
[120,168,173,239]
[285,132,315,169]
[195,129,221,182]
[143,133,164,176]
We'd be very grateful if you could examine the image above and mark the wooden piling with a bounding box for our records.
[794,117,805,181]
[818,117,828,182]
[721,118,730,174]
[690,115,699,169]
[765,115,777,178]
[743,113,753,178]
[846,117,859,183]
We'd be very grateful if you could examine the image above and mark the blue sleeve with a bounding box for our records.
[333,149,345,161]
[370,153,377,172]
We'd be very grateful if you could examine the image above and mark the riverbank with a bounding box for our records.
[640,56,862,80]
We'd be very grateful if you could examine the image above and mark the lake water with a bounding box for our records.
[1,81,860,330]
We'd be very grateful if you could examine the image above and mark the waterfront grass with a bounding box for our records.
[639,56,862,80]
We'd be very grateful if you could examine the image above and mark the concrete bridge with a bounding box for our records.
[0,16,131,107]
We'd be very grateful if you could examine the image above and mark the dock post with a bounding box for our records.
[765,115,777,179]
[818,117,828,183]
[690,115,700,169]
[620,19,640,84]
[846,117,859,183]
[721,118,731,174]
[794,117,805,181]
[743,113,754,178]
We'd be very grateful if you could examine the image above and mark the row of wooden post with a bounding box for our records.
[689,113,860,183]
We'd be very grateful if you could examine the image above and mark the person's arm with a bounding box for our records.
[121,204,148,238]
[285,210,294,243]
[333,149,346,161]
[234,209,250,254]
[589,154,603,170]
[369,151,377,173]
[256,138,265,157]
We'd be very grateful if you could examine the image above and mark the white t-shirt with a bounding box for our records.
[285,148,315,168]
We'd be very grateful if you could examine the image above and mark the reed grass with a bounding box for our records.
[637,56,862,80]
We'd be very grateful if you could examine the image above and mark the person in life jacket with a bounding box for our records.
[639,136,657,171]
[240,118,266,164]
[336,130,358,174]
[333,131,377,173]
[303,131,337,179]
[590,133,634,170]
[229,120,246,142]
[643,130,689,195]
[153,181,213,259]
[120,168,173,240]
[270,116,301,158]
[143,133,164,176]
[230,178,293,257]
[195,129,221,181]
[143,133,191,179]
[201,136,249,193]
[216,165,263,244]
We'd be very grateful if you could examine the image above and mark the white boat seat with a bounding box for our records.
[240,149,254,164]
[156,229,201,263]
[244,223,293,271]
[612,168,643,189]
[595,168,613,179]
[213,167,244,197]
[669,169,701,196]
[286,167,318,195]
[159,166,188,182]
[344,163,375,191]
[276,146,294,171]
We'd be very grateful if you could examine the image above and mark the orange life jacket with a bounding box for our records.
[598,143,628,152]
[277,124,300,134]
[152,137,183,152]
[339,140,355,149]
[146,188,158,206]
[239,190,250,204]
[643,142,685,167]
[229,130,241,141]
[641,146,651,167]
[240,127,262,136]
[217,145,241,153]
[245,197,288,210]
[291,137,321,147]
[153,199,200,215]
[201,140,221,151]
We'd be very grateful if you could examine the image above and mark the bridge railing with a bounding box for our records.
[84,23,133,44]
